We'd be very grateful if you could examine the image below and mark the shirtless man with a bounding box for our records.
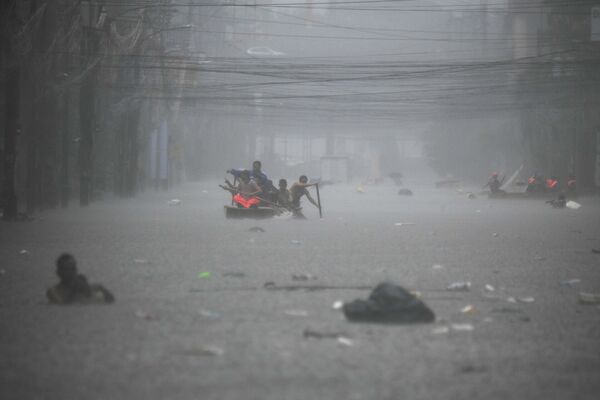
[289,175,319,217]
[222,170,262,208]
[276,179,292,208]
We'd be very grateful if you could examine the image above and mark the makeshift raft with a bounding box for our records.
[224,205,279,219]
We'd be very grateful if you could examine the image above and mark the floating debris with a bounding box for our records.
[517,297,535,304]
[578,292,600,304]
[343,283,435,324]
[461,305,475,314]
[292,273,317,281]
[167,199,181,206]
[484,284,495,292]
[492,306,522,313]
[332,300,344,310]
[337,337,354,347]
[223,272,245,278]
[182,346,224,357]
[451,323,474,332]
[460,365,487,374]
[560,279,581,287]
[566,200,581,210]
[197,272,211,279]
[198,309,220,319]
[303,328,348,340]
[248,226,265,233]
[506,297,517,303]
[284,309,309,317]
[290,240,302,245]
[431,326,450,335]
[135,310,156,321]
[394,222,416,227]
[447,281,471,292]
[19,249,30,255]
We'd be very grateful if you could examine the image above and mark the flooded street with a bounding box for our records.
[2,180,599,400]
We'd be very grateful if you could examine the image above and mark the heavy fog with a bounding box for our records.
[1,1,600,400]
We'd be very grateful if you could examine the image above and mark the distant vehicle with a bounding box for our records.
[246,46,285,56]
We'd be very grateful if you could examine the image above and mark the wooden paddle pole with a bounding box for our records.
[231,176,237,206]
[315,183,322,218]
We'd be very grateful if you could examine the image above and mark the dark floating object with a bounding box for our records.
[248,226,266,232]
[303,328,348,340]
[223,272,246,278]
[397,188,413,196]
[343,282,434,324]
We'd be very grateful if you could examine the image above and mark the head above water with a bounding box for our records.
[56,253,77,282]
[252,160,262,172]
[299,175,308,184]
[240,170,251,182]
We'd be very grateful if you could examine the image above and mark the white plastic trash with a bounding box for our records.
[566,200,581,210]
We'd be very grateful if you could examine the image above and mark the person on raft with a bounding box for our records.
[227,160,276,203]
[221,170,262,208]
[289,175,320,217]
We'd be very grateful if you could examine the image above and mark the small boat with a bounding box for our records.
[224,205,279,219]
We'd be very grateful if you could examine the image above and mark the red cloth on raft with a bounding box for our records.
[233,193,260,208]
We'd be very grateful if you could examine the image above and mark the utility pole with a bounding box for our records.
[2,67,19,219]
[2,3,20,219]
[61,76,70,208]
[79,1,103,206]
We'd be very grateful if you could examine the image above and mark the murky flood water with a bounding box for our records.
[1,180,599,400]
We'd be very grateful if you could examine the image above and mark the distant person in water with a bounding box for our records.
[484,172,504,194]
[47,253,114,304]
[276,179,292,208]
